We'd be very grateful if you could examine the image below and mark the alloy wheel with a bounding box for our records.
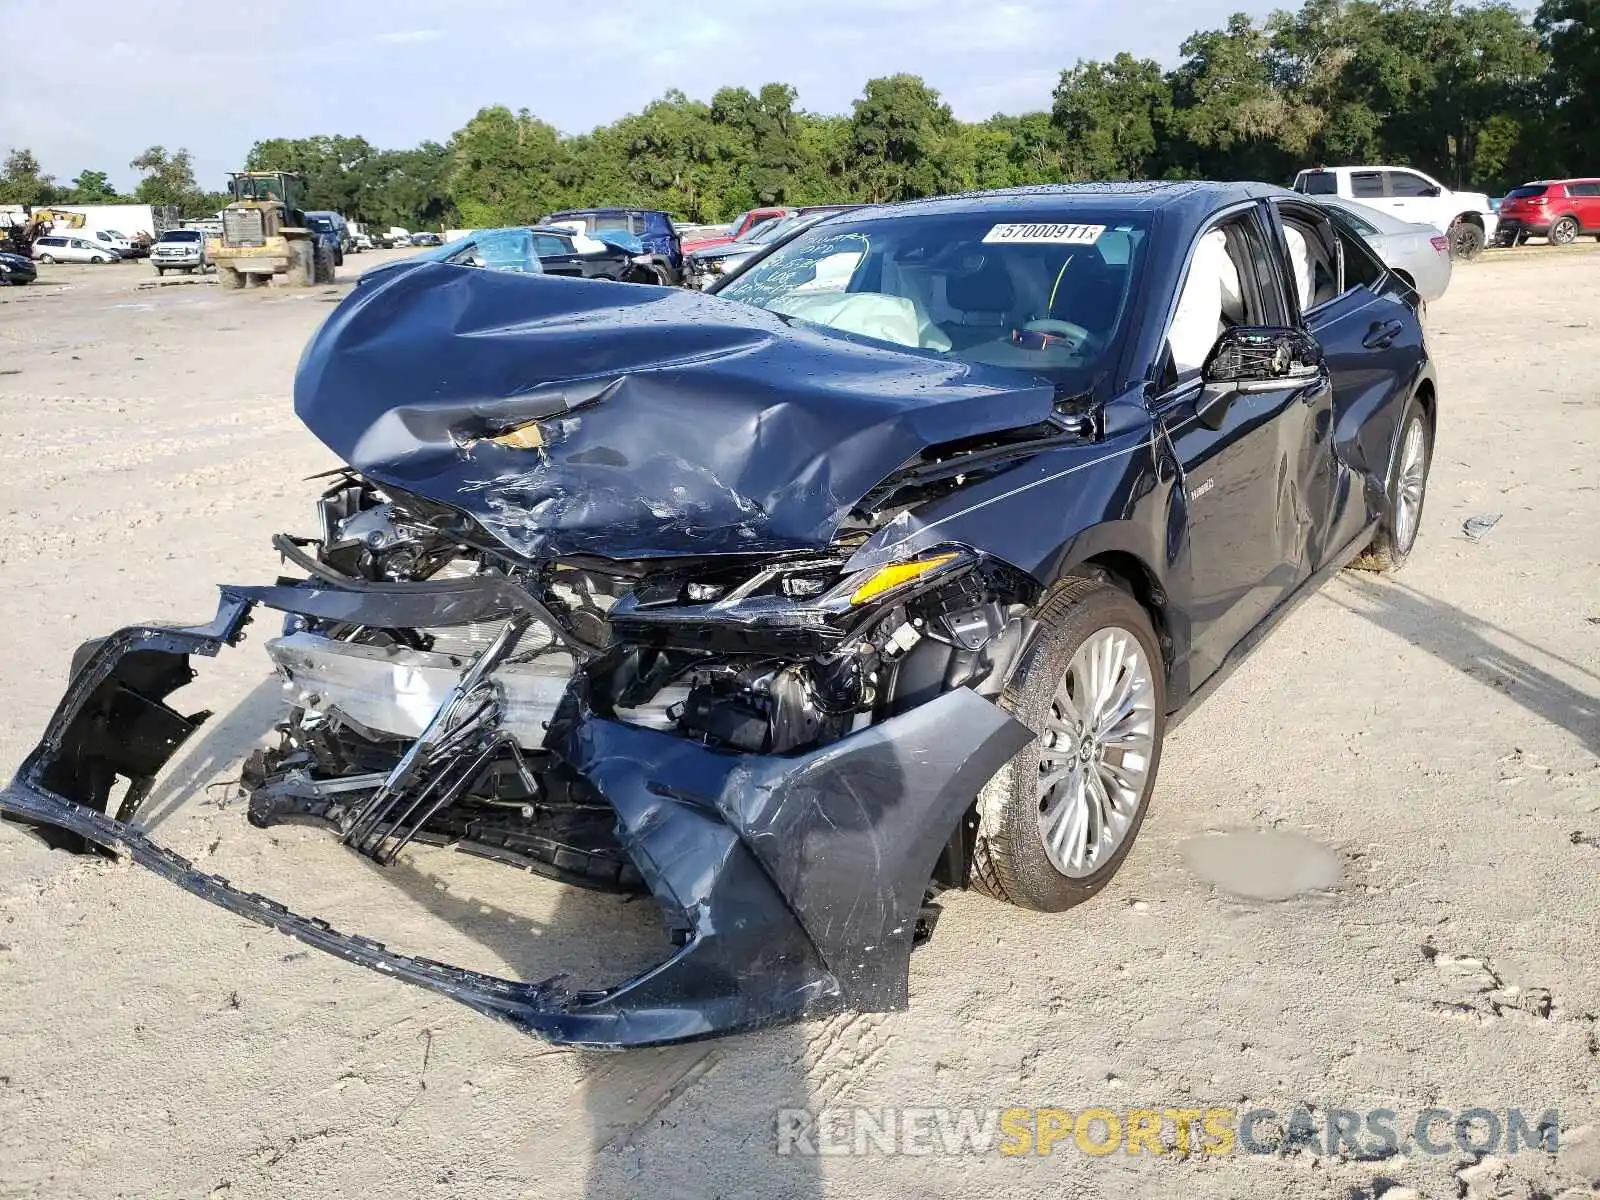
[1393,417,1427,553]
[1036,626,1157,879]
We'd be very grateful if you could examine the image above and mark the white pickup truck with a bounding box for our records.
[1292,165,1498,260]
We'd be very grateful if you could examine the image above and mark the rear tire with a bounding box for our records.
[1549,216,1580,246]
[971,578,1166,912]
[154,267,165,276]
[1351,399,1432,574]
[313,245,335,284]
[37,254,54,264]
[218,265,244,290]
[1448,219,1485,260]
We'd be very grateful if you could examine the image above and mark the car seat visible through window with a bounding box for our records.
[936,255,1016,347]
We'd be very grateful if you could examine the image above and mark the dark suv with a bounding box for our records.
[1495,179,1600,246]
[541,208,682,284]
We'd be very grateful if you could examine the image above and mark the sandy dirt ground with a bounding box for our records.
[0,246,1597,1200]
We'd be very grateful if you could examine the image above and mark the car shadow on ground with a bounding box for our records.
[1330,574,1600,754]
[375,850,823,1196]
[377,822,825,1196]
[135,676,286,832]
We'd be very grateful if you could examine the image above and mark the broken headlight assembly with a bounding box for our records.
[611,546,978,641]
[597,544,1031,759]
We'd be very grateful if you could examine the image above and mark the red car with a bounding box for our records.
[681,206,791,255]
[1495,178,1600,246]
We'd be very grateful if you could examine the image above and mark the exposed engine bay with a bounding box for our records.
[248,469,1039,893]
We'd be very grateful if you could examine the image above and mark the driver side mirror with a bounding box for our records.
[1421,184,1442,197]
[1198,327,1324,430]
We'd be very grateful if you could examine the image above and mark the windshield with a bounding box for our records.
[740,218,778,242]
[747,210,837,246]
[160,230,201,242]
[716,211,1151,386]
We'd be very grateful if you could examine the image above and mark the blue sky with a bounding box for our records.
[8,0,1283,192]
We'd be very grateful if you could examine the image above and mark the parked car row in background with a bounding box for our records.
[14,163,1592,293]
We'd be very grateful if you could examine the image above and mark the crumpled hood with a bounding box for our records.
[294,261,1056,561]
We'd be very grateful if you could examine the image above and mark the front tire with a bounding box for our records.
[1549,216,1580,246]
[1448,219,1486,260]
[971,578,1166,912]
[1351,399,1432,574]
[36,254,54,264]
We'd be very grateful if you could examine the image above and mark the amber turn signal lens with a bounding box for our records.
[850,553,959,606]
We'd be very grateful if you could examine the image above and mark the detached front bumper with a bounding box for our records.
[0,586,1031,1048]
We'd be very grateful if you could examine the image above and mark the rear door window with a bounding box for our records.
[1350,172,1385,199]
[1328,214,1385,291]
[1566,182,1600,198]
[1386,171,1437,197]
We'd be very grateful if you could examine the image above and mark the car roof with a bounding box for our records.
[831,181,1288,224]
[1300,164,1434,174]
[546,208,668,218]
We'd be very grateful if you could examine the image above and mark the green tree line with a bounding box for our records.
[4,0,1595,229]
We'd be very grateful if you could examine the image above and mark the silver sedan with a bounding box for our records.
[1315,195,1453,303]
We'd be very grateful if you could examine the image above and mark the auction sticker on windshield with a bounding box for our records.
[983,223,1105,245]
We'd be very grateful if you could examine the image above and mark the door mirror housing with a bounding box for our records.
[1198,327,1325,430]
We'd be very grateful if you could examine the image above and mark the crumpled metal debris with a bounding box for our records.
[1462,513,1503,541]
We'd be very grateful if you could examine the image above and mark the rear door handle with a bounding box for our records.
[1362,320,1404,349]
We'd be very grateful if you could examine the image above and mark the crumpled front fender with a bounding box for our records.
[0,587,1033,1047]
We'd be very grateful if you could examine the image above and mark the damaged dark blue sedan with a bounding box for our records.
[0,182,1436,1047]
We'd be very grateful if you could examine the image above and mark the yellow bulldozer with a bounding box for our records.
[207,171,335,289]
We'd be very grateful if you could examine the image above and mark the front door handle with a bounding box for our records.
[1362,320,1404,349]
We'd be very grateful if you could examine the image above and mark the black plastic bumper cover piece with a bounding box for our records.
[0,588,1032,1048]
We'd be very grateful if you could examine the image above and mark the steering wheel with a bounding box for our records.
[1020,318,1096,353]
